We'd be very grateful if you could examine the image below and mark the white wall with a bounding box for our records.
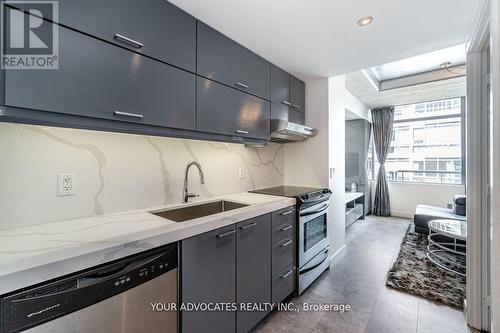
[285,77,346,259]
[328,77,347,257]
[0,123,284,230]
[345,89,371,121]
[490,0,500,330]
[370,181,466,218]
[285,79,329,187]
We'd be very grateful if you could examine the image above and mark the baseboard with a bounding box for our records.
[390,210,414,219]
[329,245,346,265]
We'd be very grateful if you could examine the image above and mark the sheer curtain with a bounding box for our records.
[371,107,394,216]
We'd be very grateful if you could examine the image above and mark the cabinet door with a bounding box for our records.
[4,22,196,130]
[289,109,305,125]
[197,22,270,100]
[236,215,271,333]
[270,65,290,105]
[197,78,270,140]
[181,225,236,333]
[54,0,196,71]
[290,76,305,113]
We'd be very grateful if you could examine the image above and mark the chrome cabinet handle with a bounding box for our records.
[113,34,143,48]
[280,239,292,247]
[113,111,144,119]
[292,104,301,110]
[279,269,293,279]
[279,224,292,231]
[239,222,257,230]
[235,129,249,135]
[281,101,292,106]
[234,82,249,89]
[281,210,294,216]
[217,229,236,239]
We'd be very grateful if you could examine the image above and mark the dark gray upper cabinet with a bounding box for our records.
[181,225,236,333]
[270,65,290,105]
[197,78,270,140]
[290,76,306,112]
[289,108,305,125]
[4,22,196,130]
[236,215,271,333]
[54,0,196,71]
[197,21,271,100]
[271,103,305,126]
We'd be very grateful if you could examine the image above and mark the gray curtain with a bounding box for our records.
[371,107,394,216]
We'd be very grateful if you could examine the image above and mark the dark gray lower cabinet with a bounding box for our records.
[237,215,271,333]
[4,20,196,131]
[197,78,270,140]
[181,214,273,333]
[181,225,236,333]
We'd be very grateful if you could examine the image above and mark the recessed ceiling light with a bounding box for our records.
[358,16,374,27]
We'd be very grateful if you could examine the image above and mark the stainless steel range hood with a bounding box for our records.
[270,119,316,143]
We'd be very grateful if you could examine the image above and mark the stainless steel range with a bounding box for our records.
[249,186,332,294]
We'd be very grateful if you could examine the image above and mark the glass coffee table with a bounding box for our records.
[427,219,466,276]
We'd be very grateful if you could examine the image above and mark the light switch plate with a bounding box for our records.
[238,167,246,179]
[58,173,76,196]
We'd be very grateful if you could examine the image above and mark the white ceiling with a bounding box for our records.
[346,71,466,108]
[169,0,478,80]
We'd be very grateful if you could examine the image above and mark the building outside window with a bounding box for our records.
[369,97,464,184]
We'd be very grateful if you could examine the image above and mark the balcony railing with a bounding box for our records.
[389,170,462,184]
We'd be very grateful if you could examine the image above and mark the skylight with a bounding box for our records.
[371,44,466,81]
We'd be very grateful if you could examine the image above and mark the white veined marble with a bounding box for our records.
[0,123,285,230]
[0,192,295,295]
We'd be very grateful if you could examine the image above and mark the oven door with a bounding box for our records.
[298,200,330,266]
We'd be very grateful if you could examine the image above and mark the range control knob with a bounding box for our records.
[301,194,309,201]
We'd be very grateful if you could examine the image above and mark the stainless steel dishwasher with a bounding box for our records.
[0,244,178,333]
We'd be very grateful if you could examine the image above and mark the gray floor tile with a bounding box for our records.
[253,216,471,333]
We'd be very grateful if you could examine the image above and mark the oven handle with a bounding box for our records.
[299,202,330,217]
[299,249,329,275]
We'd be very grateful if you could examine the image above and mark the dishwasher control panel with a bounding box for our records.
[0,244,178,333]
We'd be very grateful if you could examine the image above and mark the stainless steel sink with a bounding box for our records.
[151,200,248,222]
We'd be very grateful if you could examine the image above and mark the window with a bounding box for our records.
[369,97,464,184]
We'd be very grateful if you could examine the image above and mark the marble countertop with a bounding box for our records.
[0,192,295,295]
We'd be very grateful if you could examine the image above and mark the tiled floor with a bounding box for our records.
[253,215,475,333]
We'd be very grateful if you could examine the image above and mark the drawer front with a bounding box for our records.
[197,22,270,100]
[272,221,294,243]
[272,265,295,304]
[5,22,196,130]
[272,236,294,276]
[272,206,296,227]
[197,78,270,140]
[54,0,196,71]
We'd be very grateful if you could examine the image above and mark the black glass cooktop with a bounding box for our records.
[249,186,325,198]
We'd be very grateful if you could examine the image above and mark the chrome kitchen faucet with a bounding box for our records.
[183,161,205,203]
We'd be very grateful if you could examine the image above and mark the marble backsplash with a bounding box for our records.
[0,123,284,230]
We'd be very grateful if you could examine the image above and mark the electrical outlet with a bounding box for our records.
[238,167,246,179]
[58,173,76,196]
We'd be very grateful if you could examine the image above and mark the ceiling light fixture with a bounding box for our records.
[358,16,374,27]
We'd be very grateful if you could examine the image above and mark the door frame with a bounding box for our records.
[465,0,490,330]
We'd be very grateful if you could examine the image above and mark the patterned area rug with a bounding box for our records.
[386,224,466,309]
